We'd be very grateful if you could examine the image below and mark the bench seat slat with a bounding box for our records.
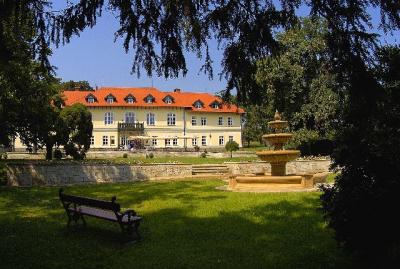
[69,206,142,223]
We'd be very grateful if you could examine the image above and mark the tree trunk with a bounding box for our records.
[230,151,233,158]
[45,143,53,160]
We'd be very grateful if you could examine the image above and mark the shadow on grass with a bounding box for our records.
[0,181,354,269]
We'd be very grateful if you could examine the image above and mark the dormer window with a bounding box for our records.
[85,94,97,103]
[163,95,174,104]
[193,100,204,109]
[144,94,155,104]
[105,94,116,104]
[210,101,221,109]
[124,94,136,104]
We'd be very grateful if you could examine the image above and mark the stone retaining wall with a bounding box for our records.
[6,159,331,186]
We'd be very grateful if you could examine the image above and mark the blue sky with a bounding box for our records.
[50,2,399,93]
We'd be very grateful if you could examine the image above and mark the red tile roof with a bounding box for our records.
[62,87,245,114]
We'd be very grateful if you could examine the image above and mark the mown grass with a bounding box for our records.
[0,180,353,269]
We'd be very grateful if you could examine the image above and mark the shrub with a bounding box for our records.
[53,149,62,160]
[148,152,154,158]
[225,141,239,158]
[64,143,85,160]
[194,145,200,152]
[123,153,128,158]
[200,152,207,158]
[0,162,7,186]
[286,129,334,156]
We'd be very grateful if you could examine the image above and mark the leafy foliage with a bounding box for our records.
[59,80,94,91]
[225,140,239,158]
[60,104,93,160]
[320,45,400,265]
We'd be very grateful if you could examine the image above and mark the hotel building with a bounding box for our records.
[15,87,245,150]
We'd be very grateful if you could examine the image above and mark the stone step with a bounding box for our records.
[229,183,315,193]
[192,165,228,169]
[234,175,303,184]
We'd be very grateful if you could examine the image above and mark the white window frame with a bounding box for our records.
[121,136,128,146]
[201,136,207,146]
[194,101,202,109]
[201,117,207,126]
[152,138,157,146]
[229,136,234,142]
[219,136,224,146]
[212,103,219,109]
[146,113,155,126]
[165,96,173,104]
[90,136,94,145]
[110,136,116,146]
[191,116,197,126]
[104,112,114,125]
[87,96,95,103]
[218,117,223,126]
[126,97,134,104]
[165,139,171,146]
[146,96,154,104]
[125,112,135,123]
[172,138,178,146]
[167,113,176,126]
[106,97,114,104]
[192,137,198,146]
[102,136,108,146]
[228,117,233,126]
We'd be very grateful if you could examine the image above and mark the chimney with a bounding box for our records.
[173,88,181,93]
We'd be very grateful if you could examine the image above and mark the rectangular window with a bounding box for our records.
[192,137,197,146]
[121,136,128,146]
[167,113,176,126]
[152,138,157,146]
[228,117,233,126]
[110,136,115,146]
[201,117,207,126]
[147,113,155,125]
[219,136,224,146]
[90,136,94,145]
[172,138,178,146]
[165,139,171,146]
[102,136,108,146]
[104,112,113,125]
[191,116,197,126]
[202,136,207,146]
[229,136,234,142]
[218,116,223,126]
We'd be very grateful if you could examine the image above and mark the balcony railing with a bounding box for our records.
[118,122,145,132]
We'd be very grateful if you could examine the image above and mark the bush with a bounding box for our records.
[0,162,7,186]
[123,153,128,158]
[225,140,239,158]
[194,145,200,152]
[200,152,207,158]
[64,143,85,160]
[148,152,154,158]
[286,129,334,156]
[53,149,62,160]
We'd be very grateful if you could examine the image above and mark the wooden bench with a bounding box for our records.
[59,188,142,241]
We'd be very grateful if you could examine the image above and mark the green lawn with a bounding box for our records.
[0,180,353,268]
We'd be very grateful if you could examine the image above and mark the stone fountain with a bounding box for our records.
[228,111,314,192]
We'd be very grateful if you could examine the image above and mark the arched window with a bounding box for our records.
[167,113,176,126]
[126,96,134,103]
[193,100,203,109]
[87,96,95,103]
[104,112,114,125]
[125,112,135,123]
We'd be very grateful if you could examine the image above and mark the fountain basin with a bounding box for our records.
[262,133,293,148]
[256,150,300,163]
[267,120,288,130]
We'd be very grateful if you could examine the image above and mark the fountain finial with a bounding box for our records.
[274,110,281,121]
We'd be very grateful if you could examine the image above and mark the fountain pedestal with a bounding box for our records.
[227,111,315,192]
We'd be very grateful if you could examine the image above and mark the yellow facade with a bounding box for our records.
[89,106,243,149]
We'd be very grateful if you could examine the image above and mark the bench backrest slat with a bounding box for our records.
[59,190,121,212]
